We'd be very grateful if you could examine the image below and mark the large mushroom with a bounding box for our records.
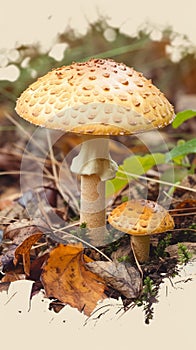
[15,58,175,245]
[108,199,174,263]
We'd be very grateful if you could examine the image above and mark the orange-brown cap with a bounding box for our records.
[15,58,175,135]
[108,199,174,236]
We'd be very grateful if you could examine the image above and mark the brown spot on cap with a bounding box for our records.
[88,76,97,80]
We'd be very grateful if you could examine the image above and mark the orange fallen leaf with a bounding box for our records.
[41,243,107,316]
[14,232,43,276]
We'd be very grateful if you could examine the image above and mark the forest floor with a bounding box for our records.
[0,106,195,349]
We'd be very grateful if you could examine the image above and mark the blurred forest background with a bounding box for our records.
[0,16,196,202]
[0,17,196,202]
[0,17,196,113]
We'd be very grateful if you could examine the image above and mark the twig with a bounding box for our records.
[5,113,47,158]
[0,170,54,180]
[17,147,52,178]
[131,240,143,279]
[35,192,112,262]
[46,130,79,213]
[117,171,196,193]
[169,206,196,212]
[171,212,196,217]
[169,228,196,233]
[49,226,112,262]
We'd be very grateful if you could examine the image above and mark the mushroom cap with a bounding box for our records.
[108,199,174,235]
[15,58,175,135]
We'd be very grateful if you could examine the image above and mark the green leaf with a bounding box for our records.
[166,138,196,162]
[106,153,165,196]
[172,110,196,128]
[106,165,128,196]
[122,153,166,175]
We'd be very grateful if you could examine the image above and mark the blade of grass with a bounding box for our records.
[116,170,196,193]
[83,38,148,61]
[5,112,48,158]
[46,130,79,213]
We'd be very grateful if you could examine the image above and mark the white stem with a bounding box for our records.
[70,135,117,181]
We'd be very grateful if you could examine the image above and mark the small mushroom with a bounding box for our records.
[108,199,174,263]
[15,58,175,245]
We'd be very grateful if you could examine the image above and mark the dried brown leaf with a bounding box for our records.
[0,202,25,226]
[30,252,49,281]
[41,243,107,316]
[86,261,142,299]
[0,245,16,269]
[4,220,42,241]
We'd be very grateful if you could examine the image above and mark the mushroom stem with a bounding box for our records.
[131,235,150,263]
[70,135,118,245]
[80,173,106,244]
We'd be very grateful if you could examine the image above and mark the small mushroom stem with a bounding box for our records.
[131,235,150,263]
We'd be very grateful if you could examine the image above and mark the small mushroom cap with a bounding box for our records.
[15,58,175,135]
[108,199,174,235]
